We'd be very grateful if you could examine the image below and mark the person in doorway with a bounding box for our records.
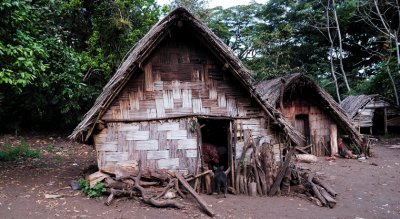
[337,138,357,159]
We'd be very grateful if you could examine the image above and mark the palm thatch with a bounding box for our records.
[69,7,302,145]
[254,73,364,147]
[340,95,379,118]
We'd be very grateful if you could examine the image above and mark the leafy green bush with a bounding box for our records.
[0,141,41,161]
[78,178,106,198]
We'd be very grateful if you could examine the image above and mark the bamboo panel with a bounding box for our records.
[192,99,203,113]
[153,81,163,91]
[157,123,180,131]
[167,130,187,139]
[177,139,197,149]
[227,98,238,116]
[185,149,197,158]
[145,63,153,91]
[104,152,129,162]
[120,123,140,132]
[147,109,157,118]
[158,158,179,169]
[98,141,118,152]
[182,89,192,108]
[147,150,169,160]
[136,140,158,150]
[163,90,174,109]
[155,99,166,117]
[126,131,150,141]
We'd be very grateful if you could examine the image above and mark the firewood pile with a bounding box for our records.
[235,136,337,208]
[87,160,215,217]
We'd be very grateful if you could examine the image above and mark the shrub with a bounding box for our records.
[0,141,41,161]
[78,178,106,198]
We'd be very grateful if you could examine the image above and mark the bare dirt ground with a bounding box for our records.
[0,134,399,219]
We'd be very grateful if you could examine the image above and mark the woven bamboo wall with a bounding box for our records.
[101,32,263,121]
[280,98,333,155]
[94,119,198,174]
[94,30,272,173]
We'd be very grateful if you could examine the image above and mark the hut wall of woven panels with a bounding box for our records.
[279,94,336,156]
[92,30,277,175]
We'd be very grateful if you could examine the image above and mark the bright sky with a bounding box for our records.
[157,0,267,9]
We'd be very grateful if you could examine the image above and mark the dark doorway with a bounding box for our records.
[372,108,385,135]
[198,118,230,171]
[295,114,311,146]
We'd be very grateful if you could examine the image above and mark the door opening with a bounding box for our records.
[198,118,230,171]
[295,114,311,146]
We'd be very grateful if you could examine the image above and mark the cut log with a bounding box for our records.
[312,177,337,197]
[318,186,336,208]
[307,173,327,206]
[176,173,214,217]
[101,161,138,178]
[86,171,109,188]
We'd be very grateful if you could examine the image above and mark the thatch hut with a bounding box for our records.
[340,94,400,135]
[69,8,302,179]
[254,73,363,156]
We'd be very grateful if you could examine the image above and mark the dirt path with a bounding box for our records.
[0,135,399,219]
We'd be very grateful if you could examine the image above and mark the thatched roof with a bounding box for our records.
[340,95,379,118]
[69,7,303,145]
[254,73,364,147]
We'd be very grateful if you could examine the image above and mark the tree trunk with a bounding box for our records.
[332,0,351,93]
[326,6,341,102]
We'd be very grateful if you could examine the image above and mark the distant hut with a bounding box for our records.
[254,73,363,156]
[340,95,400,135]
[69,7,302,181]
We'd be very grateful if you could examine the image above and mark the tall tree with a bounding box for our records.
[358,0,400,105]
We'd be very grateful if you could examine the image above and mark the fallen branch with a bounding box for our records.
[132,160,184,209]
[176,172,214,217]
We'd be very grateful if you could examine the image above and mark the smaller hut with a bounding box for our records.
[254,73,363,156]
[340,95,400,135]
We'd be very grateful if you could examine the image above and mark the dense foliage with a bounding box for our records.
[0,0,399,133]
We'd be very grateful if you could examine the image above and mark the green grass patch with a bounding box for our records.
[47,144,54,152]
[0,141,41,162]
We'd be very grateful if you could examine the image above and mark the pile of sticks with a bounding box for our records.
[291,168,338,208]
[234,135,337,208]
[234,136,284,196]
[88,161,215,217]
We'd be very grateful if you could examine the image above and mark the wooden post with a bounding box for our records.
[330,124,338,156]
[384,107,388,135]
